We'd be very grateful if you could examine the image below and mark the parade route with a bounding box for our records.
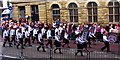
[1,41,120,60]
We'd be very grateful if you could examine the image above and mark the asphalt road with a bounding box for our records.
[0,37,120,60]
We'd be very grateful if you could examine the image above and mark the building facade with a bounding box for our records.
[11,0,120,24]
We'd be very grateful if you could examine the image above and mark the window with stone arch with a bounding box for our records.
[108,1,120,22]
[68,3,78,22]
[51,4,60,21]
[87,2,98,22]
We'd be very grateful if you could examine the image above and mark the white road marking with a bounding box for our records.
[0,54,18,59]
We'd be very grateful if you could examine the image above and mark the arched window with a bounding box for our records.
[108,1,120,22]
[51,4,60,21]
[87,2,98,22]
[68,3,78,22]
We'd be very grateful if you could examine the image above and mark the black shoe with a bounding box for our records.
[37,48,39,51]
[22,47,25,49]
[14,43,16,45]
[9,45,12,47]
[107,51,111,52]
[54,50,56,53]
[59,52,63,54]
[43,50,46,52]
[17,46,19,49]
[75,53,77,56]
[3,45,5,47]
[101,48,103,51]
[29,45,32,47]
[89,46,92,48]
[68,46,71,48]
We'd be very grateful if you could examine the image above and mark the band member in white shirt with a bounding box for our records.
[33,27,38,43]
[10,26,16,45]
[62,30,70,48]
[24,27,32,46]
[88,24,96,48]
[16,28,24,49]
[101,31,110,52]
[37,30,46,52]
[46,27,52,48]
[54,32,63,54]
[75,34,85,56]
[3,28,11,47]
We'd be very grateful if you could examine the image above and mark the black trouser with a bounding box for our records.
[24,37,31,46]
[54,41,62,53]
[3,36,11,47]
[46,38,52,48]
[37,40,46,52]
[88,37,92,47]
[33,34,38,43]
[62,38,70,48]
[75,44,83,56]
[101,41,110,51]
[17,38,24,49]
[11,35,16,45]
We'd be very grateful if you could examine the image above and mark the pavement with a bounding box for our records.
[0,38,120,60]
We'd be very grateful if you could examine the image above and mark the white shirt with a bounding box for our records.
[41,28,46,35]
[55,35,60,42]
[38,33,42,42]
[3,30,9,39]
[59,27,63,34]
[52,22,56,28]
[17,32,23,38]
[47,30,51,39]
[76,37,85,44]
[103,35,109,42]
[64,32,68,39]
[55,28,60,35]
[33,29,38,36]
[10,29,15,36]
[25,30,30,38]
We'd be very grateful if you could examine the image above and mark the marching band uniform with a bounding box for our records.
[17,29,24,49]
[10,27,16,45]
[33,27,38,43]
[46,29,52,48]
[88,25,96,48]
[62,31,70,48]
[54,32,63,54]
[24,28,31,46]
[75,34,85,56]
[37,31,46,52]
[3,28,11,47]
[41,27,46,38]
[101,32,110,52]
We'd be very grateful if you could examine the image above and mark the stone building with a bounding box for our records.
[11,0,120,24]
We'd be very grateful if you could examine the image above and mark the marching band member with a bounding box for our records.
[37,30,46,52]
[16,28,24,49]
[3,28,11,47]
[24,27,32,46]
[10,26,16,45]
[101,31,110,52]
[46,27,52,48]
[33,27,38,43]
[62,30,70,48]
[75,34,85,56]
[54,32,63,54]
[88,24,96,48]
